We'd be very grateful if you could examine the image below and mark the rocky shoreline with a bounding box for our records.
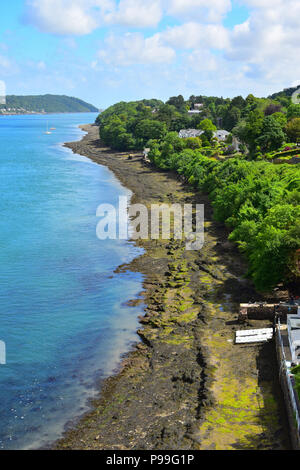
[55,124,290,450]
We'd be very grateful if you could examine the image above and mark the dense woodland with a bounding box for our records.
[0,95,98,113]
[96,88,300,292]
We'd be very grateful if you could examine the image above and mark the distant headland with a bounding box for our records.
[0,94,99,115]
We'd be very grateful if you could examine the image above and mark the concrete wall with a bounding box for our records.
[276,327,300,450]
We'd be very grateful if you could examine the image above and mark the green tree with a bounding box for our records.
[249,205,300,290]
[135,119,167,143]
[185,137,202,149]
[231,96,246,110]
[197,118,217,142]
[244,94,259,114]
[166,95,186,111]
[286,118,300,143]
[272,112,287,129]
[257,115,286,151]
[198,118,217,132]
[169,114,192,132]
[162,132,186,152]
[242,110,264,151]
[115,133,136,150]
[223,106,241,131]
[156,104,179,128]
[287,104,300,120]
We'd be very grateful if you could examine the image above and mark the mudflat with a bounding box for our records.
[55,124,290,450]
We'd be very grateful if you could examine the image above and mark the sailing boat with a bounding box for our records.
[45,122,51,135]
[50,126,56,130]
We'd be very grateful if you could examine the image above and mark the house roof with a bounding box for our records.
[178,128,230,140]
[178,129,204,138]
[214,130,230,138]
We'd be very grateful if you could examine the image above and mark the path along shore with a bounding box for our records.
[55,124,290,450]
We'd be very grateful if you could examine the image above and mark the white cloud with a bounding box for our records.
[166,0,232,23]
[0,55,11,69]
[25,0,233,35]
[186,49,218,72]
[37,61,46,70]
[161,22,229,49]
[25,0,114,35]
[98,32,175,65]
[107,0,163,28]
[94,0,300,94]
[25,0,162,34]
[227,0,300,85]
[0,54,18,78]
[20,0,300,100]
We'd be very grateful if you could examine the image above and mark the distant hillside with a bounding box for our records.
[0,94,98,113]
[268,85,300,106]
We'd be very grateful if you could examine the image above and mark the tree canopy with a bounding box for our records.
[95,89,300,291]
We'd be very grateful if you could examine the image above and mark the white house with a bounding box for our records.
[187,110,202,115]
[179,129,231,142]
[214,130,230,141]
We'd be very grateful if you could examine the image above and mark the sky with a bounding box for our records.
[0,0,300,108]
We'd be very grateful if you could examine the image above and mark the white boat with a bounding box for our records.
[45,122,51,135]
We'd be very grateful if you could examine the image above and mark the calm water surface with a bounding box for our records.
[0,113,144,449]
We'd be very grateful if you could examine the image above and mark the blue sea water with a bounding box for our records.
[0,113,144,449]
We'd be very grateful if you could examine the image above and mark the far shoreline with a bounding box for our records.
[0,111,99,116]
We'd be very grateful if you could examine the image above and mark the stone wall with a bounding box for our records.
[239,304,298,322]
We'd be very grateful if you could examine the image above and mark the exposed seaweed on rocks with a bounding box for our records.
[55,124,290,450]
